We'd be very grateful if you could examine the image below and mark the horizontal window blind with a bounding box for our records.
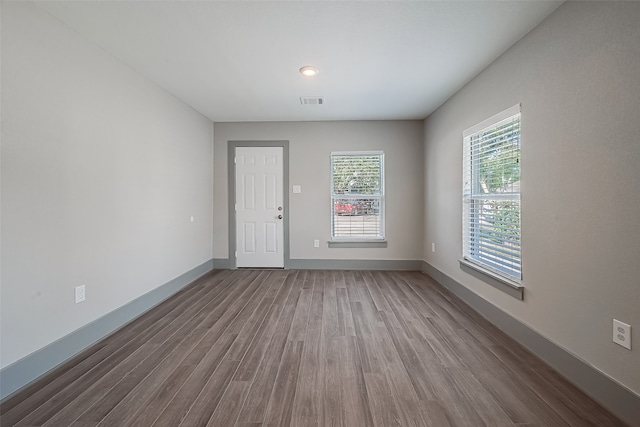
[331,153,384,239]
[463,106,521,280]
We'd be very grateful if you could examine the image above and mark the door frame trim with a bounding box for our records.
[228,140,290,269]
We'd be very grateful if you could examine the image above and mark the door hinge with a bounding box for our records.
[235,204,238,211]
[235,251,238,257]
[234,156,237,164]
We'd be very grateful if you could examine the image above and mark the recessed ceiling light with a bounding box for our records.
[299,66,319,77]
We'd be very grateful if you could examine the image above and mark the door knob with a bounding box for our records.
[278,215,283,219]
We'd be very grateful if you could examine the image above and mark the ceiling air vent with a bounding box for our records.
[300,96,325,105]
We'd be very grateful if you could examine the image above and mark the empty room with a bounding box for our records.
[1,1,639,426]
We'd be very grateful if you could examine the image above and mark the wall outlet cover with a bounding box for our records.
[613,319,631,350]
[75,285,86,304]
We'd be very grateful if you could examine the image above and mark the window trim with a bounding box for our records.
[328,240,387,248]
[462,104,522,288]
[459,258,523,300]
[330,150,385,243]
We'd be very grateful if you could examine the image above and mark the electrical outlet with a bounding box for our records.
[432,243,436,252]
[75,285,86,304]
[314,239,320,248]
[613,319,631,350]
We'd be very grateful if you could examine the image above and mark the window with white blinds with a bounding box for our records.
[463,105,521,281]
[331,152,384,240]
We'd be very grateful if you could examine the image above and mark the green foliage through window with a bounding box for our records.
[332,155,382,195]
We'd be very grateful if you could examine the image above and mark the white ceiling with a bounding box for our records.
[35,1,562,122]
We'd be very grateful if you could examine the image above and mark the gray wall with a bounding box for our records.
[214,121,423,262]
[1,2,214,370]
[423,1,640,395]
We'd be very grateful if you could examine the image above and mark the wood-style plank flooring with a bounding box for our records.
[0,269,627,426]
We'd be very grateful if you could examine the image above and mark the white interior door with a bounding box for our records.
[235,146,284,268]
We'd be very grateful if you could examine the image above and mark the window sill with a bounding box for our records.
[458,258,523,300]
[328,240,387,248]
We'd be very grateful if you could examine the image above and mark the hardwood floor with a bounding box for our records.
[0,269,627,426]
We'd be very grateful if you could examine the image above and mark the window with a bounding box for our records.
[463,105,521,281]
[331,152,384,240]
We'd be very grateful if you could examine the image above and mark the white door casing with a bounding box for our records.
[235,146,284,268]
